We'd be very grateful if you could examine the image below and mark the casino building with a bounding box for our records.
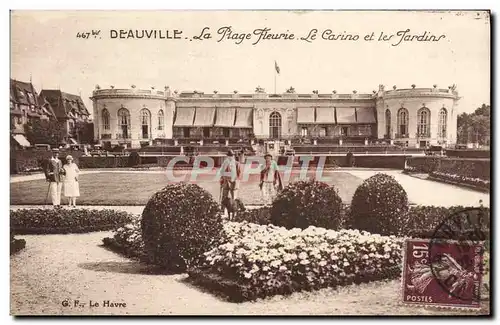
[90,84,459,151]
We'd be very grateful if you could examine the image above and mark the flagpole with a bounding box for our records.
[274,68,276,95]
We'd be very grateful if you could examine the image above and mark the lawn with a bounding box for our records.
[10,171,363,206]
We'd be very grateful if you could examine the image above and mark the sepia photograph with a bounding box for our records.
[8,9,491,316]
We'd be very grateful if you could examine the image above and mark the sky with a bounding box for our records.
[10,10,490,117]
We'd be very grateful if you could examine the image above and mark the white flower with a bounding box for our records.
[244,272,252,279]
[298,252,308,260]
[279,265,288,272]
[270,260,282,268]
[300,259,310,265]
[319,260,327,267]
[343,261,350,267]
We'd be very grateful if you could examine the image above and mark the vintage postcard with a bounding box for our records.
[9,10,491,316]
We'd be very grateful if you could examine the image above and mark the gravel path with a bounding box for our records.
[10,232,489,316]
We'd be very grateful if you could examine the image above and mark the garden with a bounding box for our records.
[15,174,483,307]
[10,172,490,315]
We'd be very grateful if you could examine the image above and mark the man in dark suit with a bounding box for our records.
[44,148,64,206]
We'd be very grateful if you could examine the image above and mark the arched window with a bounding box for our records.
[438,108,447,138]
[397,108,409,137]
[417,107,431,137]
[269,111,282,139]
[117,108,130,138]
[140,108,151,139]
[102,108,110,130]
[158,110,164,130]
[385,109,391,137]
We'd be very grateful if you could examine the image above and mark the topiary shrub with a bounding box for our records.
[270,179,344,230]
[128,151,141,167]
[141,183,223,272]
[349,173,409,235]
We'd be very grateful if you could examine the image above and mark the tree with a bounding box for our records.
[25,118,65,146]
[75,121,95,144]
[457,104,490,145]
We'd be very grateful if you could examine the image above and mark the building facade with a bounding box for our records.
[90,84,459,149]
[39,90,92,144]
[10,78,54,147]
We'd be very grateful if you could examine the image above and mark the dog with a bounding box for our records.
[221,197,246,221]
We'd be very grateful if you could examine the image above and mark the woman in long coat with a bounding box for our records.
[63,155,80,207]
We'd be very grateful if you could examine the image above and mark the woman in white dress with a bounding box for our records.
[63,155,80,207]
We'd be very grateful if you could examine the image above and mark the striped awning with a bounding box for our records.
[297,107,315,123]
[173,107,195,126]
[234,108,253,128]
[215,108,236,127]
[193,107,216,126]
[315,107,335,124]
[356,107,377,124]
[335,107,356,123]
[13,134,31,147]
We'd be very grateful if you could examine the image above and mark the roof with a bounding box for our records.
[39,89,90,119]
[10,79,39,106]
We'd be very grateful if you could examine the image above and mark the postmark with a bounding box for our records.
[402,208,489,309]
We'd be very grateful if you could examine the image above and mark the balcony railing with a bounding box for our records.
[416,131,431,138]
[395,133,409,138]
[116,133,131,139]
[101,134,112,140]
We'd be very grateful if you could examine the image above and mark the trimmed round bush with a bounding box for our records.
[141,183,223,271]
[349,173,409,235]
[270,179,344,230]
[128,151,141,167]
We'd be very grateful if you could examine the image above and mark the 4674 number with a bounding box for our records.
[76,30,101,39]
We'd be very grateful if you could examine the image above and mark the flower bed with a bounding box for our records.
[102,218,146,260]
[430,171,490,192]
[10,233,26,255]
[235,205,490,240]
[11,208,135,234]
[189,222,403,302]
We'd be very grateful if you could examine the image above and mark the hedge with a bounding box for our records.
[439,158,490,181]
[10,208,135,234]
[445,149,490,159]
[277,155,408,169]
[405,156,441,173]
[406,156,490,181]
[10,149,83,174]
[78,156,128,168]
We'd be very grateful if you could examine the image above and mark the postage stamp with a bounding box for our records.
[402,238,483,309]
[402,208,489,309]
